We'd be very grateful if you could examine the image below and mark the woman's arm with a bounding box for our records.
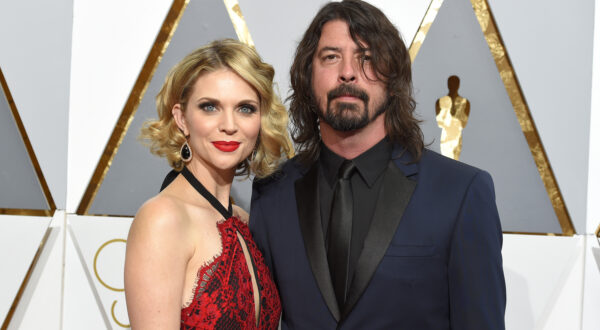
[124,197,191,329]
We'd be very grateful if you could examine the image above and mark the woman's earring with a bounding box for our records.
[180,140,192,162]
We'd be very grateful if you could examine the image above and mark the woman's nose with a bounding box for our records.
[218,110,238,134]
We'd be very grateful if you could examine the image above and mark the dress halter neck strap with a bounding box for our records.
[181,167,233,219]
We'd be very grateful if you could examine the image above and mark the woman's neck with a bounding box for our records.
[185,161,234,208]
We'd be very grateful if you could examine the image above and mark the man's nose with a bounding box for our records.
[338,57,357,83]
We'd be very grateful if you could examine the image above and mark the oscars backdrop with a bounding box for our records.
[1,0,599,329]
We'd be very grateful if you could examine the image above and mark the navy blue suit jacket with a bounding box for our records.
[250,147,506,329]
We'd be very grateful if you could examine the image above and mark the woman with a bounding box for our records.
[124,39,293,329]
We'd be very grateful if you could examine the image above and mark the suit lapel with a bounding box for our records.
[294,163,341,321]
[341,161,417,320]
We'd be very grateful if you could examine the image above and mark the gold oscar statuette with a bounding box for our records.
[436,75,470,160]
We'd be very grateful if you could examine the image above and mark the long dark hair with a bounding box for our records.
[288,0,423,163]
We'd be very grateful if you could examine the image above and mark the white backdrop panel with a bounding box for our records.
[0,215,51,323]
[365,0,431,45]
[503,234,584,329]
[587,0,600,233]
[63,226,111,329]
[582,236,600,330]
[67,0,172,212]
[68,215,133,328]
[7,211,65,330]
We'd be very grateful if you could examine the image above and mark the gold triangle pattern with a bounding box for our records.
[0,67,56,216]
[408,0,444,62]
[76,0,254,215]
[76,0,189,215]
[224,0,254,47]
[408,0,575,235]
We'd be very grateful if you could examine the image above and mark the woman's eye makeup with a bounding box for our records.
[197,100,257,114]
[199,102,217,112]
[238,104,257,114]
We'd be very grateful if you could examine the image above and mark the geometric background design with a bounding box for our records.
[412,0,564,234]
[0,68,54,214]
[79,0,439,217]
[487,0,595,235]
[65,215,132,328]
[0,0,71,210]
[0,215,51,327]
[0,0,599,328]
[80,0,243,216]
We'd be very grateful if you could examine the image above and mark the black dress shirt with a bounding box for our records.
[318,137,392,284]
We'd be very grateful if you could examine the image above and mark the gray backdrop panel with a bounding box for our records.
[90,0,243,216]
[0,89,49,209]
[0,0,72,209]
[487,0,594,233]
[412,0,561,233]
[239,0,330,102]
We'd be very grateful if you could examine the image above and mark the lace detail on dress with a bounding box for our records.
[196,263,219,299]
[182,218,226,309]
[180,217,281,329]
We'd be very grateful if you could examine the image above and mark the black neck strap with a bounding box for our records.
[181,167,233,219]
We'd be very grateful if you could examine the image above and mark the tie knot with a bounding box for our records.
[338,160,355,180]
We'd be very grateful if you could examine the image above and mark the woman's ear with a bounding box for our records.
[172,104,189,136]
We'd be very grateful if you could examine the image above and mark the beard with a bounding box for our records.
[317,84,387,132]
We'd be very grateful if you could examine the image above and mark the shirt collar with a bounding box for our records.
[319,137,392,188]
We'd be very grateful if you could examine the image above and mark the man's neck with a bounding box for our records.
[320,114,386,160]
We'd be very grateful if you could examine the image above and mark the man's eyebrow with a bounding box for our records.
[316,46,341,56]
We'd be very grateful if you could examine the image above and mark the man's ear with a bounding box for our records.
[172,104,189,136]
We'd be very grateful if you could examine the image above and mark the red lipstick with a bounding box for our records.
[212,141,240,152]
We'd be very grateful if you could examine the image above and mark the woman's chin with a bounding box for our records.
[208,158,245,173]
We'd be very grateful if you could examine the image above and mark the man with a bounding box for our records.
[250,0,506,328]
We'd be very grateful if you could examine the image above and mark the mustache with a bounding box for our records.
[327,84,369,103]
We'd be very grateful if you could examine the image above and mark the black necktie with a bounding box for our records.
[327,160,355,307]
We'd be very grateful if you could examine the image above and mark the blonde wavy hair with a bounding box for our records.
[140,39,293,178]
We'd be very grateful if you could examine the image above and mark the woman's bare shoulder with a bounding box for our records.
[128,194,191,245]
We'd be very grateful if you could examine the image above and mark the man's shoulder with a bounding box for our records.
[407,149,497,210]
[416,148,492,185]
[252,157,307,197]
[420,149,481,173]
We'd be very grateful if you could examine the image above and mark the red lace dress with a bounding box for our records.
[180,216,281,329]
